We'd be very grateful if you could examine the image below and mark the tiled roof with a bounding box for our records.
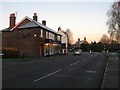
[19,21,39,29]
[1,27,11,32]
[84,40,89,44]
[33,20,56,34]
[76,41,84,44]
[76,40,89,45]
[57,29,67,36]
[58,29,66,35]
[11,16,33,31]
[18,17,61,35]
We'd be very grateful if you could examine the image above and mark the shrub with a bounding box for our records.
[2,49,20,58]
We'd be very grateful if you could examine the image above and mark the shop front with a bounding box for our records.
[61,43,67,54]
[44,39,61,56]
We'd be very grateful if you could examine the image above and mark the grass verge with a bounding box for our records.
[1,57,34,62]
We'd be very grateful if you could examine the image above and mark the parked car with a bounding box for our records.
[69,49,74,52]
[73,50,81,55]
[117,50,120,53]
[0,53,4,56]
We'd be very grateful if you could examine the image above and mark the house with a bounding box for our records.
[74,37,89,49]
[76,37,89,44]
[2,13,62,58]
[57,27,68,54]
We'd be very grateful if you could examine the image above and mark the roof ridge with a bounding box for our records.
[10,16,33,31]
[32,19,59,34]
[10,16,61,35]
[1,27,11,32]
[18,21,39,29]
[59,29,66,35]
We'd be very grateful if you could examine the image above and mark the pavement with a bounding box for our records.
[101,52,119,88]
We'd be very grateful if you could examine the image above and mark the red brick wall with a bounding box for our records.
[2,18,61,58]
[9,13,16,29]
[2,18,31,51]
[18,27,45,57]
[2,30,18,50]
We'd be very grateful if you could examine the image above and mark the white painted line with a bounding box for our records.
[111,53,117,55]
[69,64,73,67]
[33,69,62,82]
[86,70,96,73]
[69,61,80,67]
[101,57,109,88]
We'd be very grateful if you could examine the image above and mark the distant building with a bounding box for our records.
[2,13,62,58]
[0,32,1,51]
[57,27,68,54]
[74,37,89,49]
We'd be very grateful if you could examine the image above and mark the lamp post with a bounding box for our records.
[104,45,105,52]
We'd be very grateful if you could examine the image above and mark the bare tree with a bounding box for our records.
[65,29,74,46]
[107,0,120,43]
[100,34,110,44]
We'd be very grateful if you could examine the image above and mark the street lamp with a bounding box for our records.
[104,45,105,52]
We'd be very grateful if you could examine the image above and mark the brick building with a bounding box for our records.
[57,27,68,54]
[2,13,62,58]
[73,37,89,49]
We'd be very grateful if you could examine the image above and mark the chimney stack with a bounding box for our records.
[84,37,86,41]
[33,13,37,21]
[9,13,16,29]
[42,20,46,26]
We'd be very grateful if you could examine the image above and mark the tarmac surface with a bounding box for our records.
[2,52,119,88]
[2,52,108,88]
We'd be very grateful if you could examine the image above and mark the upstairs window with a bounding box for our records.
[57,35,61,41]
[40,29,43,37]
[53,33,55,40]
[49,32,55,40]
[46,31,49,39]
[49,32,52,39]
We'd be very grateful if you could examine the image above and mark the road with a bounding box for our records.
[2,52,108,88]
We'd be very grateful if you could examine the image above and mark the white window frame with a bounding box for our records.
[57,35,60,41]
[49,32,52,39]
[46,31,49,39]
[52,34,55,40]
[41,29,43,37]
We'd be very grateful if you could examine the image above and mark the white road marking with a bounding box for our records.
[69,61,80,67]
[54,74,92,80]
[33,69,62,82]
[111,53,117,55]
[86,70,96,73]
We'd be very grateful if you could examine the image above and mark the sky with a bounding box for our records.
[0,0,115,43]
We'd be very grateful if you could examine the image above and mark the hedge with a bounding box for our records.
[2,49,20,58]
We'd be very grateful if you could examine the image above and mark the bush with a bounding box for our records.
[2,49,20,58]
[107,44,120,52]
[81,44,90,51]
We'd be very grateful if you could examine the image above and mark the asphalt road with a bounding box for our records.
[2,52,108,88]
